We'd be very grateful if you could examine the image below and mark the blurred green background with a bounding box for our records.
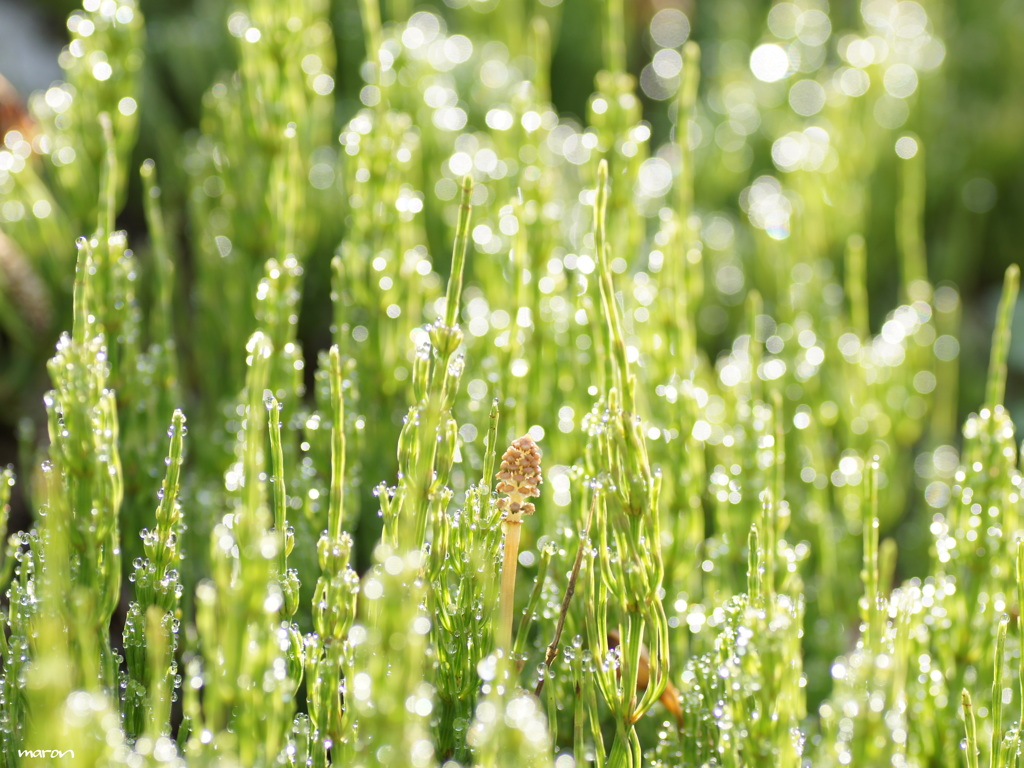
[1,0,1023,517]
[3,0,1021,392]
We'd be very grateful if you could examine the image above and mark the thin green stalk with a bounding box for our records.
[268,396,288,574]
[933,286,961,444]
[529,17,552,104]
[124,409,186,739]
[1018,539,1024,760]
[445,176,473,331]
[0,469,13,595]
[963,690,980,768]
[602,0,626,73]
[896,141,929,303]
[845,234,869,337]
[308,346,358,759]
[98,112,117,240]
[748,525,762,604]
[268,394,300,622]
[482,398,501,496]
[140,159,175,346]
[675,42,700,243]
[986,264,1019,410]
[991,614,1009,768]
[514,542,553,660]
[327,346,347,540]
[594,159,629,402]
[861,457,880,650]
[670,41,701,374]
[357,0,383,90]
[143,606,173,741]
[760,491,776,602]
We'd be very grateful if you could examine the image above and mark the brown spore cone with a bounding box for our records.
[495,435,542,518]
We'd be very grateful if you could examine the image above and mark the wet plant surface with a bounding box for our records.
[1,0,1024,766]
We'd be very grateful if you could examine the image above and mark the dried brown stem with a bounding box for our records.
[535,490,597,696]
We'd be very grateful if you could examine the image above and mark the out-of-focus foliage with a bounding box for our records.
[0,0,1023,766]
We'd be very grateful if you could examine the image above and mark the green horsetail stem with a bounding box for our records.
[986,264,1019,410]
[963,689,981,768]
[5,1,1024,766]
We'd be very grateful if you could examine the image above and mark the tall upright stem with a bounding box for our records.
[498,517,522,655]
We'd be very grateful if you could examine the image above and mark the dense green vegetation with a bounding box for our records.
[1,0,1023,765]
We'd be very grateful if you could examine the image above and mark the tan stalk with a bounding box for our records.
[496,435,542,656]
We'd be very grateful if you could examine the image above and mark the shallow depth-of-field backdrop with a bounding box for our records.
[0,0,1024,766]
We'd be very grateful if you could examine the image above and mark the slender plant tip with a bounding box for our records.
[985,262,1020,408]
[962,688,980,768]
[442,175,474,331]
[597,158,609,197]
